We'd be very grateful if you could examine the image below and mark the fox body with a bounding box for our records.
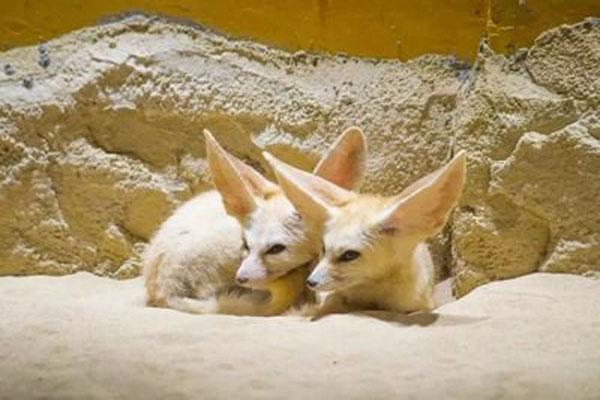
[144,190,314,315]
[265,151,466,316]
[144,128,366,315]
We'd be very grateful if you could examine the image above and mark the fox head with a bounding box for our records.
[204,128,366,288]
[264,151,466,292]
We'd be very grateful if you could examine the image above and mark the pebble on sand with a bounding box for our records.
[38,44,50,68]
[3,63,15,76]
[23,77,33,89]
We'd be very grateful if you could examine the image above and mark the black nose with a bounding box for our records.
[236,277,248,285]
[307,279,317,288]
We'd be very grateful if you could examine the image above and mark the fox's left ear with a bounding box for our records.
[263,152,355,224]
[313,127,367,190]
[377,151,467,239]
[205,130,278,220]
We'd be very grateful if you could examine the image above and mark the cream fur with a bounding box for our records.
[267,151,466,316]
[143,127,367,315]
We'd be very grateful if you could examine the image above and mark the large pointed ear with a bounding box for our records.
[313,127,367,190]
[205,130,265,220]
[263,152,355,224]
[377,151,467,239]
[227,152,280,198]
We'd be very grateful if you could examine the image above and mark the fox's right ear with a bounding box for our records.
[263,152,355,224]
[313,127,367,190]
[376,151,467,240]
[205,130,274,220]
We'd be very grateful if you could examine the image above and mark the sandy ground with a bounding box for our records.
[0,273,599,400]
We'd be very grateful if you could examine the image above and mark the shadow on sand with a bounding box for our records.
[312,310,488,327]
[357,310,488,327]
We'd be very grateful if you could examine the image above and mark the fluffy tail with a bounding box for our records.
[143,253,218,314]
[217,266,311,316]
[157,277,307,316]
[144,254,311,316]
[165,296,220,314]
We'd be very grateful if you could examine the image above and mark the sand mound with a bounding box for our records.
[1,272,598,399]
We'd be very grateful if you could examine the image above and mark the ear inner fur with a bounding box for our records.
[263,152,332,222]
[263,152,357,222]
[378,151,466,238]
[313,126,367,190]
[227,155,280,199]
[204,129,257,219]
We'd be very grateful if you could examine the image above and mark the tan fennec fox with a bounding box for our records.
[264,151,466,316]
[143,127,367,315]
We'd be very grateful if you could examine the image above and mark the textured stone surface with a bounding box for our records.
[0,15,598,295]
[451,20,600,295]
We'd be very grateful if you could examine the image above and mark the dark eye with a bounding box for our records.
[266,244,286,255]
[242,239,249,251]
[337,250,361,263]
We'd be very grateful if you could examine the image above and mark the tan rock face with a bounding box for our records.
[0,15,598,294]
[451,22,600,295]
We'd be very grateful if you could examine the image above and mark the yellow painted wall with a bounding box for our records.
[0,1,598,61]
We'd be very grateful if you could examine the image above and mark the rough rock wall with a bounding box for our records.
[452,22,600,294]
[0,15,598,295]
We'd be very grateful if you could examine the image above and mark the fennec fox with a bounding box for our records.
[144,127,367,315]
[264,151,466,315]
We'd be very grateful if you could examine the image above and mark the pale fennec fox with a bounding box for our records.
[264,151,466,315]
[143,127,367,315]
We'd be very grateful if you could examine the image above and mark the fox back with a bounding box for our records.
[144,190,242,307]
